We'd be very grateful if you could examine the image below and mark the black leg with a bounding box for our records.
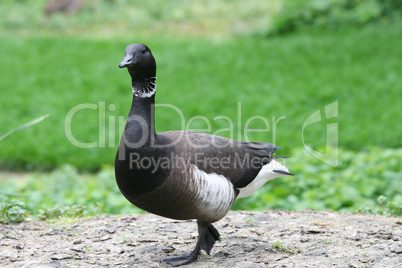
[163,221,211,267]
[201,223,220,255]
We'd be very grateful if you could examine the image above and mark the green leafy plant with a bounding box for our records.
[356,195,401,217]
[271,240,300,254]
[0,198,30,224]
[267,0,402,36]
[94,202,107,215]
[271,240,284,251]
[0,165,142,216]
[1,147,401,216]
[233,147,402,213]
[38,204,87,220]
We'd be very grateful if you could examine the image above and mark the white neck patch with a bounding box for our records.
[132,77,157,98]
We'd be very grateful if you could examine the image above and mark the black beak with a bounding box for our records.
[119,54,133,68]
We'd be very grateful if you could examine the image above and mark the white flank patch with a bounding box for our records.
[236,160,290,199]
[191,164,236,221]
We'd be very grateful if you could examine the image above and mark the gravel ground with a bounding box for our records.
[0,210,401,267]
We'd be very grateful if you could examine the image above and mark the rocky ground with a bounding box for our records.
[0,210,401,267]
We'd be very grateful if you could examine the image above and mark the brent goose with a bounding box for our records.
[115,43,292,266]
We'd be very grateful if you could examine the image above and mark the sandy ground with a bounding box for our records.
[0,210,401,267]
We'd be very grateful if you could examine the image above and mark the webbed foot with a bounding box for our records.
[162,252,198,267]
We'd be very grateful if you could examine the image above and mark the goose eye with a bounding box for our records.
[142,49,146,54]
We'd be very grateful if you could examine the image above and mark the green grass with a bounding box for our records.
[0,23,401,170]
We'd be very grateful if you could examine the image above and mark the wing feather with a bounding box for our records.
[157,131,280,188]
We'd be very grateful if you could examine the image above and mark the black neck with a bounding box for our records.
[115,91,172,195]
[124,95,156,146]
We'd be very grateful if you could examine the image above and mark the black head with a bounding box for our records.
[119,43,156,79]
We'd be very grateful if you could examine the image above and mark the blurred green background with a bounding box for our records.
[0,0,401,219]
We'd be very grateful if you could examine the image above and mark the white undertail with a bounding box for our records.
[236,160,289,199]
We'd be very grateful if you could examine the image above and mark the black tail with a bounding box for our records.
[201,224,220,255]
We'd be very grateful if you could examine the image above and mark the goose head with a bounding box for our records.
[119,43,156,79]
